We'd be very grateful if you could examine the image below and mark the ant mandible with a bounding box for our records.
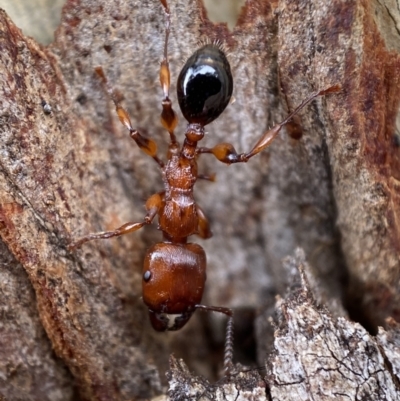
[70,0,339,374]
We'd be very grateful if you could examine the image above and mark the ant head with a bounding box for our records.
[142,242,206,331]
[147,309,193,331]
[177,43,233,126]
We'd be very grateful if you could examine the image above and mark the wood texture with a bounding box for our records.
[0,0,399,399]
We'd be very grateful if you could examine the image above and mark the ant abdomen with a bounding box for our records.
[177,44,233,126]
[142,242,206,331]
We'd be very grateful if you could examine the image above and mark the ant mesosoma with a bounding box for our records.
[70,0,339,375]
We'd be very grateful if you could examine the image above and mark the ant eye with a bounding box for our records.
[143,270,152,282]
[177,44,233,126]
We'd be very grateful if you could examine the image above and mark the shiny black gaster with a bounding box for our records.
[177,44,233,126]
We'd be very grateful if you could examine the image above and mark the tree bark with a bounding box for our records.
[168,250,400,400]
[0,0,399,400]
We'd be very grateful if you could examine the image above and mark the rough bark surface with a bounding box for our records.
[0,0,399,400]
[167,250,400,400]
[267,250,400,401]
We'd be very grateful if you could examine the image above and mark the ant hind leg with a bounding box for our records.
[159,0,178,145]
[197,85,341,164]
[95,67,164,167]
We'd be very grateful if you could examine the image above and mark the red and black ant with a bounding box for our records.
[70,0,339,374]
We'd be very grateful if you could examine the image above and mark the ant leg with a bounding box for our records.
[159,0,178,145]
[280,77,303,140]
[196,205,212,239]
[197,173,216,182]
[197,85,340,164]
[95,67,164,167]
[69,192,163,250]
[195,305,234,376]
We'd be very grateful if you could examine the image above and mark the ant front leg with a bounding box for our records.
[95,67,164,167]
[197,86,340,164]
[69,192,163,250]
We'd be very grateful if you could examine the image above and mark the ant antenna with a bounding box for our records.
[223,315,234,376]
[195,304,234,375]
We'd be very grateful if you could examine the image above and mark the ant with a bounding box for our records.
[70,0,339,375]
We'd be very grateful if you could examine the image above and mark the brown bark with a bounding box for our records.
[0,0,399,400]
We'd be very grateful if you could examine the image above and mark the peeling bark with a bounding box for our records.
[167,250,400,400]
[267,250,400,401]
[0,0,399,400]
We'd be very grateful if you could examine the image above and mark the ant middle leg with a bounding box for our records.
[196,85,340,164]
[196,204,212,239]
[69,192,164,250]
[197,173,216,182]
[95,67,164,167]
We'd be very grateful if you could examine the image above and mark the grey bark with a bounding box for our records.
[0,0,399,400]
